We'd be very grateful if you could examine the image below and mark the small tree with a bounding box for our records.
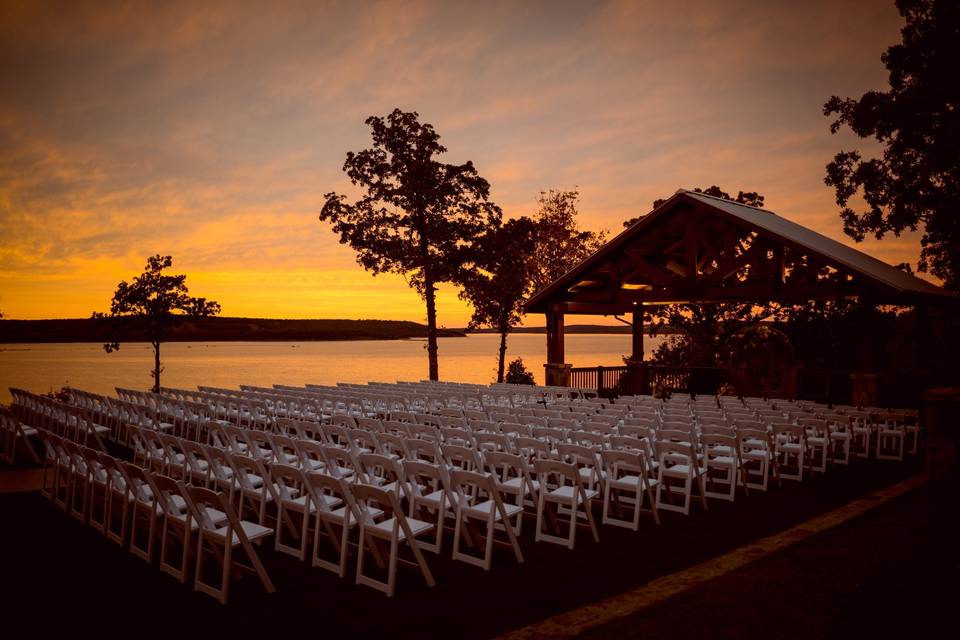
[823,0,960,290]
[94,255,220,393]
[529,189,608,293]
[504,358,535,385]
[459,217,538,382]
[321,109,502,380]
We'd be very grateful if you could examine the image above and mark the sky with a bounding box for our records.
[0,0,928,326]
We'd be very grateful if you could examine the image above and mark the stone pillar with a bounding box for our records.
[544,363,572,387]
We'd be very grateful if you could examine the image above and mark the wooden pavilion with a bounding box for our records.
[524,189,955,398]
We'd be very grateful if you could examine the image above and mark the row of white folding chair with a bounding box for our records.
[10,391,111,451]
[35,427,274,604]
[0,406,41,464]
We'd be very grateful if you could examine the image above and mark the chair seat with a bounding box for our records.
[498,476,538,493]
[662,464,694,478]
[212,520,273,545]
[284,494,318,513]
[742,449,771,461]
[779,443,802,453]
[609,474,657,490]
[414,488,446,509]
[368,516,434,541]
[545,485,597,502]
[463,499,523,520]
[170,507,228,528]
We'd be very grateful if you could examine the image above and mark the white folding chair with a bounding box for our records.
[655,440,708,515]
[183,485,275,604]
[353,483,436,597]
[700,433,741,502]
[601,449,659,530]
[533,459,599,549]
[773,424,806,481]
[449,469,524,570]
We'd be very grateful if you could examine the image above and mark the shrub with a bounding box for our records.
[504,358,535,385]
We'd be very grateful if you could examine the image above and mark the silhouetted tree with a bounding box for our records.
[529,189,608,293]
[824,0,960,290]
[647,302,773,367]
[459,217,538,382]
[93,255,220,393]
[321,109,502,380]
[505,358,536,385]
[623,186,765,228]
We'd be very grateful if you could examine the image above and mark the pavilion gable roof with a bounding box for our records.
[524,189,953,313]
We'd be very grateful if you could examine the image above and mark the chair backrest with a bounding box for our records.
[350,482,403,527]
[330,414,358,430]
[656,440,696,465]
[204,445,240,487]
[409,423,440,442]
[533,458,579,488]
[356,417,383,432]
[404,438,442,463]
[609,435,647,452]
[772,423,805,443]
[270,463,305,502]
[513,436,552,460]
[441,443,482,471]
[294,439,326,470]
[244,429,274,460]
[230,453,265,490]
[348,428,379,453]
[321,445,359,479]
[121,461,154,504]
[700,433,738,459]
[148,471,188,516]
[403,458,452,501]
[484,450,535,488]
[182,485,232,532]
[440,426,473,447]
[601,448,649,479]
[306,471,359,517]
[448,468,498,507]
[700,424,736,438]
[358,452,404,488]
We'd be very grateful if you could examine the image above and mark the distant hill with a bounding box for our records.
[0,317,465,343]
[466,324,680,334]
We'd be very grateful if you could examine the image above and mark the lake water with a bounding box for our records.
[0,334,666,404]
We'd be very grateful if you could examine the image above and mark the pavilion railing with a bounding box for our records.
[569,365,629,398]
[647,365,729,396]
[568,364,729,397]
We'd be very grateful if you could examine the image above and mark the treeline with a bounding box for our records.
[467,324,682,335]
[0,317,465,344]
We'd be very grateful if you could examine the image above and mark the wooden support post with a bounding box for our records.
[544,309,570,387]
[631,304,644,361]
[625,303,648,395]
[546,309,565,364]
[685,210,699,286]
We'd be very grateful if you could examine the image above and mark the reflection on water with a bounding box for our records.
[0,333,666,404]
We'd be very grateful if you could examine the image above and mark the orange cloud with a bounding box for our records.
[0,0,933,325]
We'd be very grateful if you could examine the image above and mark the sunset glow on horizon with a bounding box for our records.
[0,0,934,325]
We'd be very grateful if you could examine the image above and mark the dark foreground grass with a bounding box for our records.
[0,458,939,639]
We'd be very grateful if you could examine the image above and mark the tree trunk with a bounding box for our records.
[497,329,508,383]
[152,341,161,393]
[424,274,439,381]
